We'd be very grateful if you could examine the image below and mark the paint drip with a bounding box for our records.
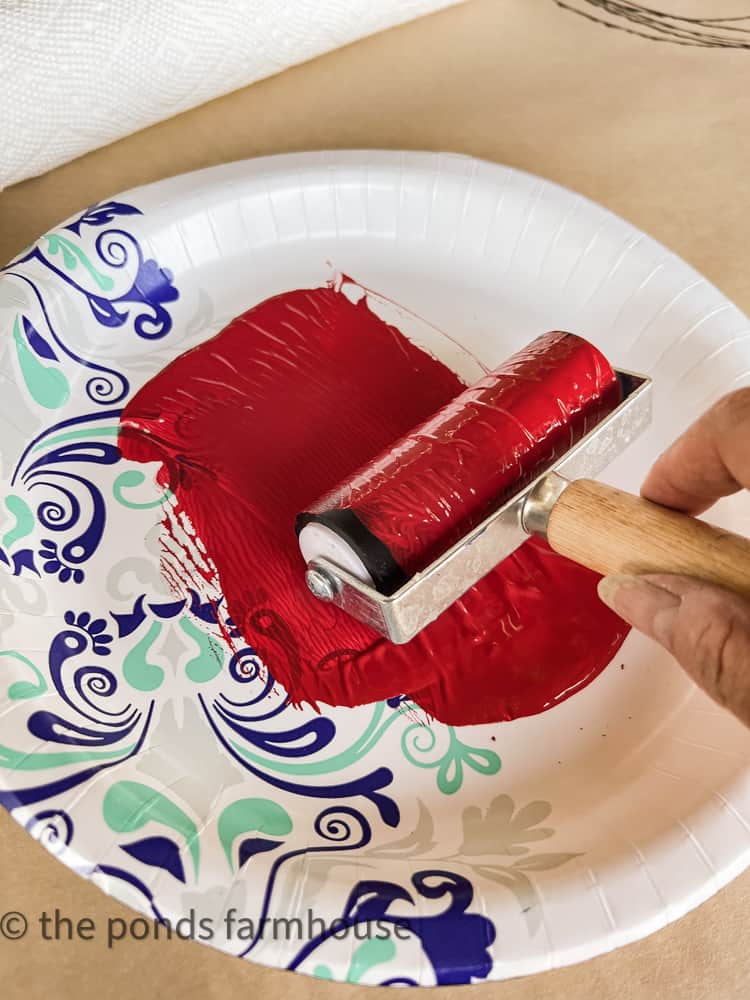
[118,281,629,725]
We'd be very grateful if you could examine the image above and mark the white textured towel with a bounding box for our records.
[0,0,463,189]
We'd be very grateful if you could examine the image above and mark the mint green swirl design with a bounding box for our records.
[347,937,397,984]
[230,700,404,776]
[122,622,164,692]
[32,426,120,454]
[0,742,135,770]
[218,798,293,871]
[103,780,200,878]
[401,723,501,795]
[1,650,47,700]
[44,234,115,291]
[180,617,224,683]
[311,938,397,983]
[12,315,70,409]
[113,470,172,510]
[1,495,34,549]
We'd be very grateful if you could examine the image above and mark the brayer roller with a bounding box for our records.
[296,331,750,644]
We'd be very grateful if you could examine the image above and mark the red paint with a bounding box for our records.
[305,331,621,579]
[119,282,629,726]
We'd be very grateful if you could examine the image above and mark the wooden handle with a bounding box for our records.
[546,479,750,599]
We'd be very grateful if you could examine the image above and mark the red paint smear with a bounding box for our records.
[306,331,622,579]
[118,284,629,725]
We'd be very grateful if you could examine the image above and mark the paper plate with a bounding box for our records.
[1,151,749,986]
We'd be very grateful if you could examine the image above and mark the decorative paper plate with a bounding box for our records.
[1,151,749,986]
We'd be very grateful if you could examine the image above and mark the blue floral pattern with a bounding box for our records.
[0,196,580,985]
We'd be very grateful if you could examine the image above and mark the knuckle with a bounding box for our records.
[693,617,734,699]
[711,387,750,432]
[680,592,750,712]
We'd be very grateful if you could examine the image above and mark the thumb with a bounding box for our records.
[598,573,750,727]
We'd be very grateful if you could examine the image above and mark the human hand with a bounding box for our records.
[597,389,750,726]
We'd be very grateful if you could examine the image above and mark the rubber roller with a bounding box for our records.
[296,331,622,594]
[297,330,750,643]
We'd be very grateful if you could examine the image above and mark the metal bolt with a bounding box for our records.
[305,568,337,602]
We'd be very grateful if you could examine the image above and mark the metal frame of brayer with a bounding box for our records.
[305,370,653,644]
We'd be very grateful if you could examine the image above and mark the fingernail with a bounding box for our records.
[597,574,681,646]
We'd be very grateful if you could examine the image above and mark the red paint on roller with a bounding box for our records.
[306,331,622,579]
[118,283,629,725]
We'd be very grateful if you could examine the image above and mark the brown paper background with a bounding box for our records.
[1,0,749,995]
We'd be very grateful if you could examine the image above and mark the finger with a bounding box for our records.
[598,573,750,727]
[641,388,750,514]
